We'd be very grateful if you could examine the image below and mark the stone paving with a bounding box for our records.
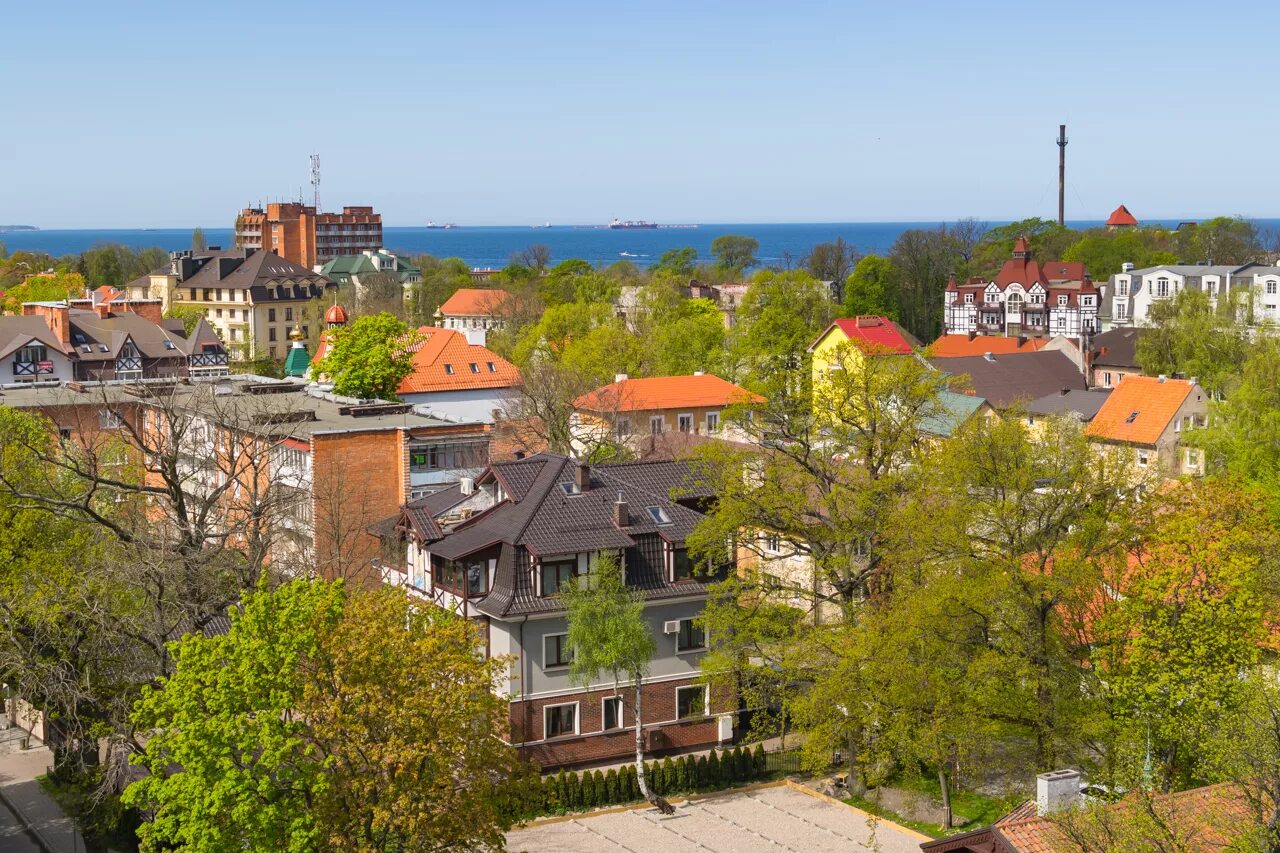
[0,736,86,853]
[507,782,929,853]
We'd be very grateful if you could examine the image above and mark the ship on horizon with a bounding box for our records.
[608,219,658,230]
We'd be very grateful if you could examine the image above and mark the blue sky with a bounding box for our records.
[3,0,1277,228]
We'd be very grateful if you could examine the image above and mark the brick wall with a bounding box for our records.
[511,676,726,769]
[311,428,407,583]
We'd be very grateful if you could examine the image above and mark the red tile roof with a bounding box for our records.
[1106,204,1139,227]
[94,285,125,304]
[810,316,918,355]
[439,288,511,317]
[929,334,1049,358]
[399,327,520,394]
[1084,375,1198,446]
[574,374,762,413]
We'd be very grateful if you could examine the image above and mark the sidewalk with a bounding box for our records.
[0,743,86,853]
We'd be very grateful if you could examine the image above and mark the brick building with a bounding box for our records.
[235,202,383,269]
[380,453,735,768]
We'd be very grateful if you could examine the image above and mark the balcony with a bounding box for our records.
[1021,302,1048,313]
[976,319,1004,332]
[13,360,55,377]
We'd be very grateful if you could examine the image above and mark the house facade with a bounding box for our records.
[380,454,735,768]
[437,288,512,332]
[397,327,521,423]
[1088,327,1145,389]
[944,238,1101,342]
[1104,262,1280,330]
[318,250,422,289]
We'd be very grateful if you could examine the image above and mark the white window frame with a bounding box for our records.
[1156,278,1170,298]
[1137,449,1150,468]
[675,685,708,720]
[1057,294,1069,307]
[601,696,624,731]
[1103,371,1113,387]
[963,293,974,304]
[677,413,694,433]
[543,702,579,739]
[614,417,631,438]
[650,415,664,435]
[543,632,573,670]
[705,411,720,433]
[1116,303,1128,320]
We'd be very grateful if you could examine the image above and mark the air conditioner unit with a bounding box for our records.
[663,620,681,635]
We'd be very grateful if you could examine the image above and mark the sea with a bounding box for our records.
[0,219,1252,269]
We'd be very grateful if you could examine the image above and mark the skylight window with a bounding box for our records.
[1125,411,1139,424]
[487,362,496,372]
[163,340,176,350]
[469,363,480,374]
[99,344,110,353]
[645,506,672,525]
[444,364,454,375]
[558,482,581,496]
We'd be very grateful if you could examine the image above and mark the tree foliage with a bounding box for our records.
[315,313,419,401]
[1135,289,1250,396]
[710,234,759,274]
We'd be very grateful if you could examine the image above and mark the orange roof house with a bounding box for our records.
[574,373,762,414]
[1084,375,1208,477]
[928,333,1049,358]
[1106,204,1139,229]
[437,288,512,332]
[399,327,520,395]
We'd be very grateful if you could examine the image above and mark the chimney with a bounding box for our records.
[1059,387,1070,396]
[574,461,590,493]
[1122,262,1134,272]
[614,373,628,383]
[1036,770,1082,816]
[94,303,112,320]
[855,316,881,328]
[693,370,705,376]
[967,330,977,341]
[23,303,71,346]
[1157,374,1167,383]
[464,328,487,347]
[1017,335,1027,348]
[613,491,629,528]
[1189,376,1198,387]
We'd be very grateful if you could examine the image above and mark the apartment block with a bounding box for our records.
[236,202,383,269]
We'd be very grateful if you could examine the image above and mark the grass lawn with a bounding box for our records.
[845,775,1020,839]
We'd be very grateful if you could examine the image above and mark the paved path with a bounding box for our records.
[0,746,86,853]
[508,782,930,853]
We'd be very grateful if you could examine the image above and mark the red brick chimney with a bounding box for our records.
[22,303,71,346]
[118,300,164,326]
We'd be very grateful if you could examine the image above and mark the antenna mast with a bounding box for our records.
[310,154,321,212]
[1056,125,1068,226]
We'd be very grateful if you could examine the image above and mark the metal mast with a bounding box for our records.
[310,154,321,212]
[1056,125,1068,226]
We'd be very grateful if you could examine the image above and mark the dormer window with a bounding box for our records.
[1125,411,1139,424]
[469,363,480,373]
[963,293,974,304]
[444,364,454,375]
[487,362,496,372]
[646,506,671,525]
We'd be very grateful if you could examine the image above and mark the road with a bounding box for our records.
[0,794,43,853]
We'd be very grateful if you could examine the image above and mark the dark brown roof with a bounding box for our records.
[928,350,1086,409]
[168,249,335,302]
[1089,327,1144,370]
[0,316,70,361]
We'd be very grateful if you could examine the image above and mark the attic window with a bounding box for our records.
[469,363,480,374]
[559,482,581,496]
[163,341,176,350]
[81,345,93,353]
[645,506,672,525]
[1125,411,1139,424]
[487,362,496,372]
[444,364,454,375]
[99,344,110,353]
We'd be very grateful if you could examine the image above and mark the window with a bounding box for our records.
[602,696,624,731]
[678,413,694,433]
[544,633,573,668]
[1137,449,1150,468]
[268,308,276,323]
[487,361,496,372]
[1116,303,1128,320]
[540,558,580,597]
[1185,448,1201,468]
[1057,295,1068,306]
[1156,278,1170,298]
[544,703,577,739]
[706,412,720,433]
[217,289,225,301]
[672,548,695,581]
[469,362,480,374]
[650,415,664,435]
[1081,296,1093,307]
[15,344,47,364]
[764,534,780,553]
[963,293,974,304]
[268,327,277,342]
[1117,281,1129,296]
[1103,371,1113,387]
[614,417,631,438]
[676,685,707,720]
[215,308,223,318]
[1268,281,1278,296]
[285,307,294,322]
[409,442,487,472]
[98,410,123,430]
[646,506,672,525]
[444,363,454,375]
[677,619,705,652]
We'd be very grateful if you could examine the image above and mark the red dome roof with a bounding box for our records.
[325,304,348,325]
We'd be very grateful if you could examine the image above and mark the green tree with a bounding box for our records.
[805,237,859,292]
[314,313,419,401]
[560,552,659,803]
[1135,289,1250,396]
[1,271,87,313]
[711,234,759,274]
[841,254,901,320]
[731,269,834,379]
[191,227,207,253]
[653,247,697,278]
[889,226,962,341]
[164,304,208,335]
[125,581,529,852]
[1062,229,1178,278]
[1173,216,1264,265]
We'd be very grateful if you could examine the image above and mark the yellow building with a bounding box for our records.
[807,316,920,390]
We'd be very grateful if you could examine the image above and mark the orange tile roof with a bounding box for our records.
[1106,203,1139,227]
[574,374,763,413]
[928,334,1049,358]
[439,288,511,317]
[398,327,520,394]
[1084,375,1198,446]
[996,784,1254,852]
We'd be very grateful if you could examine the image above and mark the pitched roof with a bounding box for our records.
[929,334,1049,358]
[1026,389,1112,421]
[282,342,311,378]
[0,315,71,361]
[810,316,919,355]
[1106,204,1139,227]
[574,374,763,413]
[919,390,990,438]
[1084,375,1199,445]
[398,327,520,394]
[169,249,335,301]
[1089,327,1144,369]
[928,351,1086,409]
[439,288,511,317]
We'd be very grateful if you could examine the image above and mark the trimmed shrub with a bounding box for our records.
[660,757,675,795]
[605,768,619,804]
[737,747,751,781]
[593,770,606,806]
[676,756,690,792]
[624,764,639,799]
[555,770,569,810]
[707,749,721,785]
[696,754,709,788]
[583,771,597,808]
[567,770,581,809]
[753,743,766,776]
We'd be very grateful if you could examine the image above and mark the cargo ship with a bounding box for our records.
[608,219,658,230]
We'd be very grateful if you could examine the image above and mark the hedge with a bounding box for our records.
[528,746,775,818]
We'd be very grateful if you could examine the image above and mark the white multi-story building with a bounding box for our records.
[944,238,1101,342]
[1105,262,1280,330]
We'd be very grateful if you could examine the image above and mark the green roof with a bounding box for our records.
[319,252,421,282]
[283,343,311,378]
[920,390,987,438]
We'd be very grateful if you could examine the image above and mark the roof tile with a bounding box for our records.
[1084,375,1198,445]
